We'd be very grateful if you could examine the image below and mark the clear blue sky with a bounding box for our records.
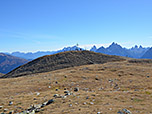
[0,0,152,52]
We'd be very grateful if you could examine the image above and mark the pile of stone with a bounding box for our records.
[117,109,132,114]
[16,99,54,114]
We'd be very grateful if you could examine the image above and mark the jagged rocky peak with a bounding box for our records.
[90,45,97,52]
[107,42,122,50]
[139,45,143,48]
[135,45,138,48]
[109,42,121,47]
[62,45,83,51]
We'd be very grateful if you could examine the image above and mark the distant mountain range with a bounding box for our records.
[7,46,83,60]
[0,42,152,74]
[91,42,150,59]
[6,42,151,60]
[0,53,28,74]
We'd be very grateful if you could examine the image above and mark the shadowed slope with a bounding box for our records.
[0,53,28,74]
[141,47,152,59]
[2,51,126,78]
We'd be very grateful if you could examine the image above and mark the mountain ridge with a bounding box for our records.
[5,43,151,60]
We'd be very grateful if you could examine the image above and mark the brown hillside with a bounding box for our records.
[2,51,125,78]
[0,60,152,113]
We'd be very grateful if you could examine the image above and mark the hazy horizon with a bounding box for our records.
[0,42,151,53]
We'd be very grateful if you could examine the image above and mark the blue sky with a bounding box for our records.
[0,0,152,52]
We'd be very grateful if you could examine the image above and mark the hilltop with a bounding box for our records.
[0,53,28,74]
[2,50,125,78]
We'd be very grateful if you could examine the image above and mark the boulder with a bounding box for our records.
[74,87,79,92]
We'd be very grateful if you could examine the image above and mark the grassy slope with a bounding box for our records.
[0,60,152,114]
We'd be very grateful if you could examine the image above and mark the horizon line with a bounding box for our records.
[0,42,151,53]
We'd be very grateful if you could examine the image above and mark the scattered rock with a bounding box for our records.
[147,76,150,78]
[95,77,99,80]
[62,96,67,99]
[86,96,89,99]
[55,89,59,91]
[122,109,132,114]
[109,108,112,110]
[34,104,42,109]
[46,99,54,105]
[92,99,95,102]
[9,101,13,105]
[117,111,124,114]
[8,110,14,114]
[4,109,8,112]
[1,113,5,114]
[64,76,67,78]
[33,98,37,100]
[74,87,79,92]
[53,94,59,97]
[83,102,87,105]
[69,104,72,107]
[65,93,71,96]
[64,90,70,93]
[90,102,94,105]
[118,109,132,114]
[42,101,48,107]
[0,106,3,109]
[36,92,40,96]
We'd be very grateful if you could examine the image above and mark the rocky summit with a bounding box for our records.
[2,50,125,78]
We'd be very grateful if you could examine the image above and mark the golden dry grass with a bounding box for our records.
[0,60,152,114]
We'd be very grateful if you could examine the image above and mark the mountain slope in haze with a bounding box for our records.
[93,42,150,58]
[10,46,83,60]
[141,47,152,59]
[0,73,3,77]
[127,45,150,58]
[0,53,28,74]
[2,51,126,78]
[106,42,131,57]
[96,43,131,57]
[11,51,55,60]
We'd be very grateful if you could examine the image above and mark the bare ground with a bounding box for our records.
[0,60,152,114]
